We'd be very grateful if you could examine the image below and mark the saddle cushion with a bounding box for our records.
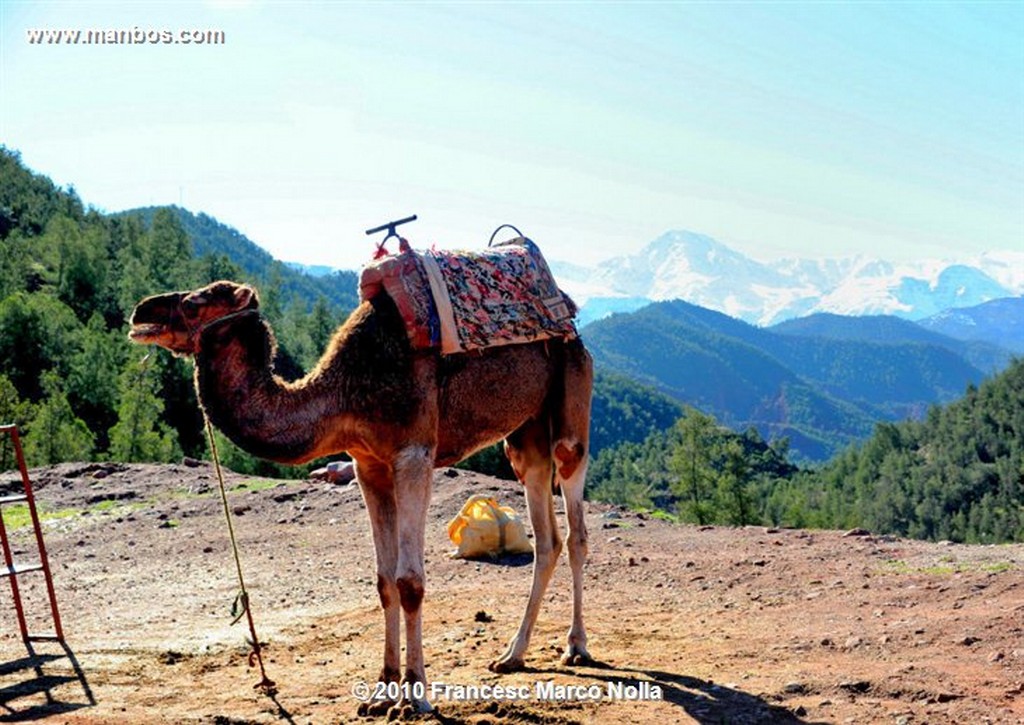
[359,238,577,354]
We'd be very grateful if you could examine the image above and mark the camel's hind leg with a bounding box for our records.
[554,340,594,666]
[489,416,561,673]
[557,457,591,665]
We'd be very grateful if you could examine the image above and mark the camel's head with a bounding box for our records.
[129,280,259,355]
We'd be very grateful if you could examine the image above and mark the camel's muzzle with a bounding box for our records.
[128,292,190,351]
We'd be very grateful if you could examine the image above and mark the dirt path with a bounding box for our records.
[0,462,1020,723]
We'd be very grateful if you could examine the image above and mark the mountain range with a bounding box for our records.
[550,230,1024,328]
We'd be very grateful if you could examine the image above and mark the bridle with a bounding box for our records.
[179,301,261,356]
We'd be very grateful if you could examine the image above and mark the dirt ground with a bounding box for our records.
[0,461,1020,724]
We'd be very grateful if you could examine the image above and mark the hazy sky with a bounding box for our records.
[2,1,1021,268]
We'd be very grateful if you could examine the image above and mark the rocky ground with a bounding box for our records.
[0,461,1020,724]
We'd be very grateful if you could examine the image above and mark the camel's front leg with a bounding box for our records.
[392,445,435,713]
[354,460,401,717]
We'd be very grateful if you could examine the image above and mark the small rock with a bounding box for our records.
[988,651,1005,663]
[844,636,863,649]
[782,682,807,695]
[957,635,981,646]
[182,457,203,468]
[601,511,622,519]
[474,610,493,623]
[158,650,185,665]
[628,557,638,567]
[839,680,871,693]
[842,528,871,537]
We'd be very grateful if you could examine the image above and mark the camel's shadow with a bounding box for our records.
[0,640,95,721]
[457,552,534,569]
[510,659,825,725]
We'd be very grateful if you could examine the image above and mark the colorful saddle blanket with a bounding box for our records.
[359,238,577,354]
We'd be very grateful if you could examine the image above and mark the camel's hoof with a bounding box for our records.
[561,649,594,667]
[488,656,525,673]
[357,699,395,718]
[387,699,434,720]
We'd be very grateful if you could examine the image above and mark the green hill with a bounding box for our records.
[0,147,352,471]
[121,206,358,313]
[770,311,1013,373]
[588,358,1024,543]
[584,299,989,461]
[788,357,1024,543]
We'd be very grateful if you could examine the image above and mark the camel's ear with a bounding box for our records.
[234,284,259,311]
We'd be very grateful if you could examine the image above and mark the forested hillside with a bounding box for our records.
[787,357,1024,543]
[590,406,797,525]
[123,206,358,314]
[584,300,991,461]
[589,359,1023,543]
[769,312,1013,373]
[0,147,350,473]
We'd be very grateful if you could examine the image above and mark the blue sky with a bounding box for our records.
[2,1,1021,268]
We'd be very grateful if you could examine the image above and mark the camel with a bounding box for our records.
[128,278,594,714]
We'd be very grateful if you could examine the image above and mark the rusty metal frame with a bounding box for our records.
[0,424,64,643]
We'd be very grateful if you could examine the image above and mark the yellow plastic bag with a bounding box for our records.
[447,494,533,559]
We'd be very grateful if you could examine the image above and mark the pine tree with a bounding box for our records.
[716,438,755,525]
[0,375,33,471]
[67,313,125,451]
[148,207,194,289]
[310,296,334,354]
[669,408,718,524]
[23,371,94,465]
[108,357,179,463]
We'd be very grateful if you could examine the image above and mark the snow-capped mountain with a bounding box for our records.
[553,231,1024,327]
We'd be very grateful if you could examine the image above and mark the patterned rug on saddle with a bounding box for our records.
[358,236,578,354]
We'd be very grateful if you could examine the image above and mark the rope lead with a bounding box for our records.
[205,416,277,696]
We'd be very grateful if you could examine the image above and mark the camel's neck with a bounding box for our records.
[193,299,418,466]
[195,311,346,464]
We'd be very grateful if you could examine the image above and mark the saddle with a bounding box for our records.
[359,236,577,354]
